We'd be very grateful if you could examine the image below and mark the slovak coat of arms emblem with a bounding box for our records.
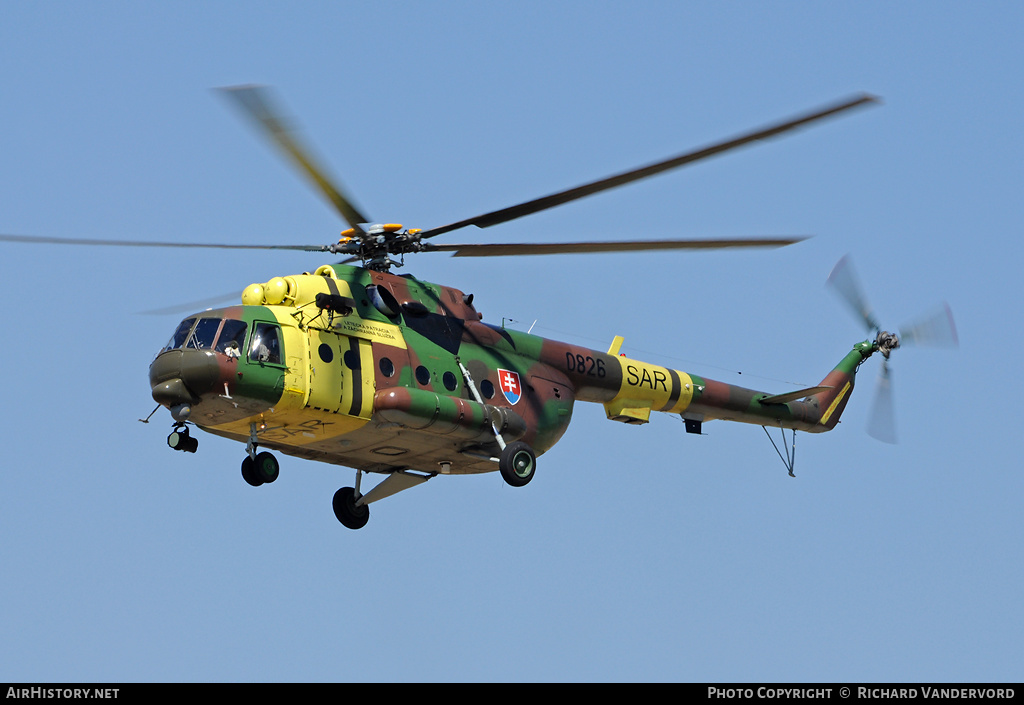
[497,368,522,405]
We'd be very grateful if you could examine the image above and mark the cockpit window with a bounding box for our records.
[249,322,282,365]
[216,320,247,359]
[185,318,222,350]
[161,316,252,358]
[164,318,197,351]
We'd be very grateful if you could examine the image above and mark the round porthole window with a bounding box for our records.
[379,357,395,377]
[318,343,333,363]
[443,371,458,391]
[480,379,495,399]
[415,365,431,386]
[367,284,400,318]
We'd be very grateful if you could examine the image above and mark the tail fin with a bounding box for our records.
[812,342,874,430]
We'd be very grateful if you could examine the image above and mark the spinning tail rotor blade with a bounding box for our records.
[826,254,880,333]
[864,303,957,443]
[899,303,959,348]
[866,362,897,444]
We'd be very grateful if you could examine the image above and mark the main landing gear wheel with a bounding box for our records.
[241,451,279,487]
[499,441,537,487]
[333,487,369,530]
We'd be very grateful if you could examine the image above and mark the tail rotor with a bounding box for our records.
[825,255,958,443]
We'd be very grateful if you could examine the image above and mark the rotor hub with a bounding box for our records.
[875,330,900,359]
[327,224,431,271]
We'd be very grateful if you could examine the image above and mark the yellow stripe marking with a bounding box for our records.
[820,381,852,424]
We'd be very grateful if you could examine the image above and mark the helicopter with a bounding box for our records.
[1,87,957,530]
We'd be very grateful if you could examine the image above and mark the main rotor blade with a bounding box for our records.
[826,254,880,333]
[137,290,243,316]
[219,85,370,230]
[419,93,878,240]
[899,303,959,348]
[0,233,330,252]
[424,236,806,257]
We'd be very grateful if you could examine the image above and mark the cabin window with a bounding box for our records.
[216,320,248,358]
[249,322,283,365]
[415,365,431,386]
[186,318,222,350]
[442,371,458,391]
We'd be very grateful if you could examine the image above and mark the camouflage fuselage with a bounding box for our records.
[149,264,872,477]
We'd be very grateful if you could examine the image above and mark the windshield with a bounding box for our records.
[161,316,251,357]
[163,316,223,352]
[184,318,221,350]
[164,318,197,352]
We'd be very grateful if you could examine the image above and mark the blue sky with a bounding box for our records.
[1,2,1021,683]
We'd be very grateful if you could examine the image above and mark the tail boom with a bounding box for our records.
[537,333,875,434]
[682,343,873,433]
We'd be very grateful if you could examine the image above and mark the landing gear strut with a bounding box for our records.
[331,468,435,530]
[456,359,538,488]
[241,421,279,486]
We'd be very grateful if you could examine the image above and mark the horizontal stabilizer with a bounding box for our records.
[607,335,625,356]
[758,386,833,405]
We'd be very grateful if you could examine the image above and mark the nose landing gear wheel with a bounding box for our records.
[253,451,279,484]
[499,441,536,487]
[333,487,369,530]
[241,456,262,487]
[241,451,279,486]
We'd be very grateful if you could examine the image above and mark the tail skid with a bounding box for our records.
[753,341,874,477]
